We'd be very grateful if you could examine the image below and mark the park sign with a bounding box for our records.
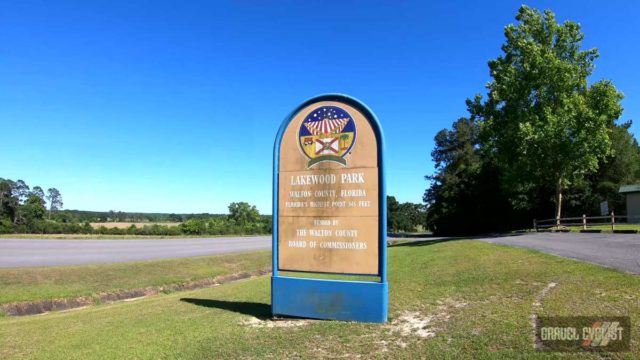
[271,94,388,323]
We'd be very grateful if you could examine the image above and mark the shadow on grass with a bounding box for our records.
[389,237,468,248]
[180,298,271,320]
[389,232,529,248]
[388,232,434,238]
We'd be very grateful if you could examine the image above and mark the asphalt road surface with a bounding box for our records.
[1,233,638,273]
[0,236,271,268]
[480,232,640,274]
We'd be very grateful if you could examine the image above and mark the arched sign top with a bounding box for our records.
[271,94,388,322]
[274,94,386,172]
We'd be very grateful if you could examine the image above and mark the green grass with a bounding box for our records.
[566,224,640,232]
[537,224,640,232]
[0,251,270,304]
[0,240,638,359]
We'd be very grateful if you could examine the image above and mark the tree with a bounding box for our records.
[387,196,403,232]
[0,178,18,222]
[588,121,640,213]
[424,118,483,234]
[30,186,46,204]
[388,196,427,232]
[180,219,207,235]
[400,202,427,231]
[340,134,349,149]
[228,202,260,227]
[471,6,624,222]
[12,180,30,204]
[15,195,47,226]
[46,188,63,219]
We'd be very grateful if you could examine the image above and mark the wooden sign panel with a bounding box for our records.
[277,100,380,275]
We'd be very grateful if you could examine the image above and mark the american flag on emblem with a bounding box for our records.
[304,118,350,135]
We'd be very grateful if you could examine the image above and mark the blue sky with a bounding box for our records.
[1,1,638,214]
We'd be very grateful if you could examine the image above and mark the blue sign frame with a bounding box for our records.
[271,94,388,323]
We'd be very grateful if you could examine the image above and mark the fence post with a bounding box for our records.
[533,219,537,232]
[582,214,587,230]
[611,211,615,231]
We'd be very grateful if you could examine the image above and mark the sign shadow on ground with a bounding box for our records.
[180,298,271,320]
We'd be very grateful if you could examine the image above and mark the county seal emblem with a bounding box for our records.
[298,105,356,167]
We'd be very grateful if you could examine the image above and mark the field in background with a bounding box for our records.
[90,222,181,229]
[0,240,637,358]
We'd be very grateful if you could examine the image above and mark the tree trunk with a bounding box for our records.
[555,178,563,226]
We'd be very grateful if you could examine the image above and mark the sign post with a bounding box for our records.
[271,94,387,323]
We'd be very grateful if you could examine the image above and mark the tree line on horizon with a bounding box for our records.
[0,178,63,233]
[0,178,271,235]
[387,196,427,233]
[424,6,640,235]
[1,177,426,235]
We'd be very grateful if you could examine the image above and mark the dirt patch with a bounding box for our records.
[389,299,468,339]
[214,271,255,284]
[392,312,437,338]
[531,282,559,349]
[2,297,95,316]
[241,316,315,328]
[1,268,271,317]
[533,282,557,308]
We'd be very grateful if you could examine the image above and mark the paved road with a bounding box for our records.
[2,233,638,273]
[479,232,640,274]
[0,236,271,268]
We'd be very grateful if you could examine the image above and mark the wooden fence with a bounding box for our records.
[534,212,640,232]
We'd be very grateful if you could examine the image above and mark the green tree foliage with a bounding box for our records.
[12,180,30,204]
[180,219,208,235]
[563,121,640,215]
[387,196,426,232]
[46,188,63,219]
[387,196,403,231]
[592,121,640,209]
[0,178,18,222]
[30,186,46,204]
[228,202,261,227]
[0,178,271,235]
[424,118,481,234]
[425,6,635,235]
[424,118,517,234]
[0,179,55,231]
[15,195,47,226]
[472,6,624,220]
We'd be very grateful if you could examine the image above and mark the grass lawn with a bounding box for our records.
[537,224,640,232]
[569,224,640,232]
[0,240,638,359]
[0,251,270,304]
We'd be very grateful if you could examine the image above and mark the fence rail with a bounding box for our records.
[533,212,640,232]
